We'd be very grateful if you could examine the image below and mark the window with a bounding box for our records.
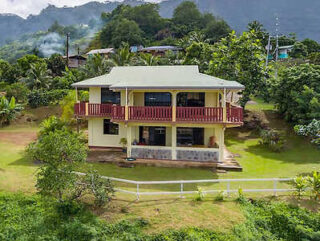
[103,119,119,135]
[101,88,120,104]
[177,128,204,146]
[177,92,205,107]
[145,92,171,106]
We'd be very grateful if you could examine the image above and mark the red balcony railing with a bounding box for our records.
[74,102,86,116]
[129,106,172,121]
[111,105,125,120]
[88,103,113,116]
[176,107,223,122]
[74,103,243,124]
[227,107,243,123]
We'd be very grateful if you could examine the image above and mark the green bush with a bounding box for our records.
[259,129,286,152]
[28,89,68,108]
[294,119,320,147]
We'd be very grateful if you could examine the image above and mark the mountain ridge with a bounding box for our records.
[0,0,319,46]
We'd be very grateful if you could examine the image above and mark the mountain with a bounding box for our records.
[0,0,319,46]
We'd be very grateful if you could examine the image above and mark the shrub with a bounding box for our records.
[307,171,320,200]
[28,89,68,108]
[294,119,320,147]
[195,186,205,201]
[214,191,226,201]
[259,129,286,152]
[292,176,308,198]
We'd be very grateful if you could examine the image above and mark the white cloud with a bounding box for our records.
[0,0,160,18]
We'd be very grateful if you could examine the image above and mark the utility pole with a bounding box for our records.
[275,16,279,78]
[66,33,70,68]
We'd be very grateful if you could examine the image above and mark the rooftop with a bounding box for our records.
[86,48,115,55]
[72,65,244,90]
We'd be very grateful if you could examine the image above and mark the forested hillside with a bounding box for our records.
[0,0,320,47]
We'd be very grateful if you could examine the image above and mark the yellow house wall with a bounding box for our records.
[89,87,101,103]
[134,92,144,106]
[88,118,127,147]
[205,92,218,107]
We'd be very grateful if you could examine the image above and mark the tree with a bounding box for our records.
[183,41,213,72]
[273,64,320,124]
[100,18,144,48]
[204,19,231,43]
[0,96,23,126]
[290,42,308,58]
[23,62,52,90]
[46,54,66,77]
[302,38,320,54]
[172,1,202,37]
[208,31,269,106]
[138,53,159,66]
[82,54,112,78]
[108,44,135,66]
[247,20,268,46]
[123,3,164,37]
[17,54,45,77]
[3,82,30,103]
[27,119,114,206]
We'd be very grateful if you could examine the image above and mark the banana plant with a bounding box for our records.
[0,96,23,126]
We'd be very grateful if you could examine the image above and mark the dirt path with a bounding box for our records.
[0,131,37,146]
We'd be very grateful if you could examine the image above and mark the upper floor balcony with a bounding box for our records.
[74,102,243,124]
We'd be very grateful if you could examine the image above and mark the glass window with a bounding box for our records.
[145,92,171,106]
[177,127,204,146]
[103,119,119,135]
[101,88,120,104]
[177,92,205,107]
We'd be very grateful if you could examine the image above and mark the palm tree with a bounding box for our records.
[82,54,112,78]
[138,53,159,66]
[108,43,135,66]
[23,62,52,90]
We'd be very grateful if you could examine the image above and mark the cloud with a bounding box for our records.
[0,0,160,18]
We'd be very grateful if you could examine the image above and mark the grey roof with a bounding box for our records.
[139,46,182,52]
[278,45,294,50]
[86,48,114,55]
[72,65,244,90]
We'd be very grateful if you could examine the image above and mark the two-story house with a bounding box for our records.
[72,65,244,163]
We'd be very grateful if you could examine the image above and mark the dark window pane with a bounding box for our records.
[101,88,120,104]
[177,92,205,107]
[145,92,171,106]
[103,119,119,135]
[177,127,204,146]
[139,126,166,146]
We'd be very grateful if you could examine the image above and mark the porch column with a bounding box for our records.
[127,125,132,157]
[218,127,225,163]
[172,91,177,122]
[222,88,227,122]
[171,125,177,160]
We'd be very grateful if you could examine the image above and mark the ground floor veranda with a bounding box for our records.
[88,118,228,162]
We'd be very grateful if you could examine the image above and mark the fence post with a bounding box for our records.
[180,182,184,198]
[273,178,277,196]
[136,183,140,201]
[227,181,230,196]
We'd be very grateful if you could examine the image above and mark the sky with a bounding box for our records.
[0,0,160,18]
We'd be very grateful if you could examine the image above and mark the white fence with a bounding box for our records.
[75,172,294,200]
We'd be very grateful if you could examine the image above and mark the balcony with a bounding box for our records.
[74,102,243,124]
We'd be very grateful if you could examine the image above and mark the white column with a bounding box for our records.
[218,127,225,163]
[127,125,132,157]
[172,125,177,160]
